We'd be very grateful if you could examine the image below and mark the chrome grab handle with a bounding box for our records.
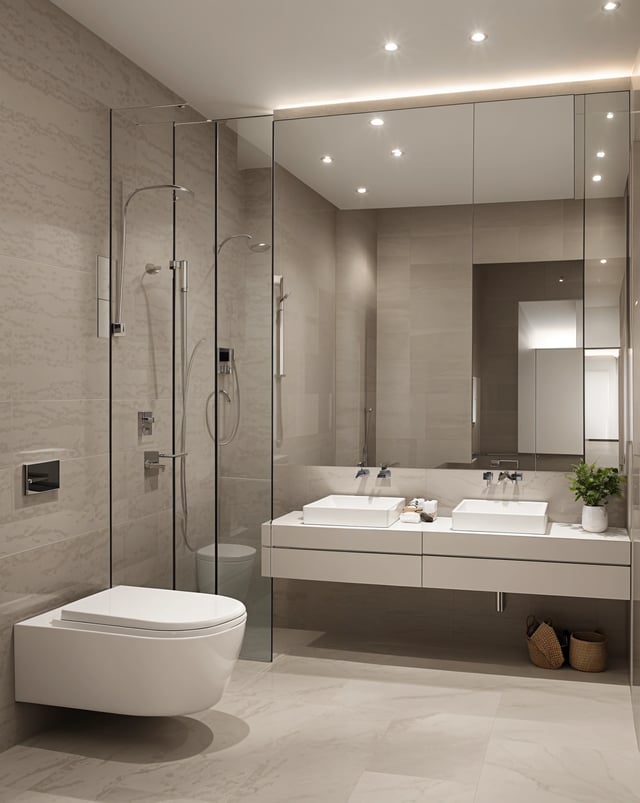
[144,450,188,470]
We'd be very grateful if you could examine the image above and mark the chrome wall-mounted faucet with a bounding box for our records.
[498,471,523,484]
[482,471,493,487]
[355,462,369,479]
[377,462,397,479]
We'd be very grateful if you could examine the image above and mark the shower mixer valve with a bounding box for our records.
[144,450,188,470]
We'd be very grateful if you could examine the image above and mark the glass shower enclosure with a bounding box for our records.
[109,104,272,660]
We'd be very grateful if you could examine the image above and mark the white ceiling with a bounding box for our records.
[52,0,640,118]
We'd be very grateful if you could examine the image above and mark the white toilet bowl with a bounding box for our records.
[14,585,246,717]
[197,543,256,603]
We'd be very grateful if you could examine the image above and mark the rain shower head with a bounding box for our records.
[249,241,271,253]
[217,234,271,255]
[123,183,194,214]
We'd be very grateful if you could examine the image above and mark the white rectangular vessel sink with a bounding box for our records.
[451,499,549,534]
[303,495,405,528]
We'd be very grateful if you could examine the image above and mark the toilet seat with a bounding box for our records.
[59,585,246,632]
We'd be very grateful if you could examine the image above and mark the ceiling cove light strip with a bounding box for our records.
[277,71,629,111]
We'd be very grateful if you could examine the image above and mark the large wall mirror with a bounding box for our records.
[273,90,629,471]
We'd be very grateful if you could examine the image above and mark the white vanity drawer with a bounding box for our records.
[270,548,422,587]
[422,556,630,600]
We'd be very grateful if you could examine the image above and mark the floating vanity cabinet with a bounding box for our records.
[263,513,631,600]
[263,512,422,587]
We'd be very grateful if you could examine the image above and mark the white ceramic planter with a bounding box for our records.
[582,505,608,533]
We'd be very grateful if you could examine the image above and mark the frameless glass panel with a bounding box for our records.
[174,121,216,591]
[583,91,630,470]
[472,95,584,472]
[273,104,474,470]
[216,117,273,660]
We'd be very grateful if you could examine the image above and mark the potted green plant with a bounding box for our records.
[568,460,624,533]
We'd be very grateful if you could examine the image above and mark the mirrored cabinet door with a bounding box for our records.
[273,90,630,472]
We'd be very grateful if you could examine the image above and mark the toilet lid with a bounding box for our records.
[199,543,256,562]
[60,586,246,631]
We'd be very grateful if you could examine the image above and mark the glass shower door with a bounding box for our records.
[110,106,273,661]
[216,117,273,660]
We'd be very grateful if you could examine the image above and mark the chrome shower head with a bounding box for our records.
[123,183,194,214]
[217,233,271,255]
[249,241,271,253]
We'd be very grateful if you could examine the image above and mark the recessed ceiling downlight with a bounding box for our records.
[356,187,368,194]
[603,2,620,10]
[370,117,385,126]
[391,148,404,157]
[596,151,606,158]
[607,112,614,119]
[321,155,333,164]
[384,41,399,52]
[470,31,487,43]
[600,259,608,264]
[592,174,602,182]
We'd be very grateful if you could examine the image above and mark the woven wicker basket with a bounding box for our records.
[569,631,607,672]
[526,617,564,670]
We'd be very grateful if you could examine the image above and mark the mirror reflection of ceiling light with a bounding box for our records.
[320,155,333,164]
[384,42,399,52]
[596,151,605,158]
[356,187,368,194]
[600,258,608,264]
[558,276,564,283]
[370,117,384,126]
[603,2,620,10]
[391,148,404,157]
[470,31,487,42]
[592,174,602,182]
[607,112,614,119]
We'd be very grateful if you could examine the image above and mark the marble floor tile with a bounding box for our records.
[347,771,476,803]
[493,680,637,751]
[0,790,82,803]
[475,739,640,803]
[0,649,637,803]
[328,677,502,721]
[367,712,495,784]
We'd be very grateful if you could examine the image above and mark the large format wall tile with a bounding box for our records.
[0,0,180,753]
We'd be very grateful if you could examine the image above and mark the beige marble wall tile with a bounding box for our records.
[274,165,337,466]
[473,200,584,264]
[0,0,182,751]
[377,206,473,468]
[0,527,109,752]
[0,455,109,559]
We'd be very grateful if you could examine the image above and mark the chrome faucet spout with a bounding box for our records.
[355,462,369,479]
[377,462,397,479]
[499,471,523,483]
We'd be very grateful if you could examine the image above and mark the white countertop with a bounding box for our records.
[265,512,629,565]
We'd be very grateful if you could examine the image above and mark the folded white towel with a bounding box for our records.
[400,511,421,524]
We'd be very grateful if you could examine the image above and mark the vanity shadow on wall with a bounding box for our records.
[272,91,629,473]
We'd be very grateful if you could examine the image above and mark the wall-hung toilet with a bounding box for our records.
[197,543,256,603]
[14,585,246,717]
